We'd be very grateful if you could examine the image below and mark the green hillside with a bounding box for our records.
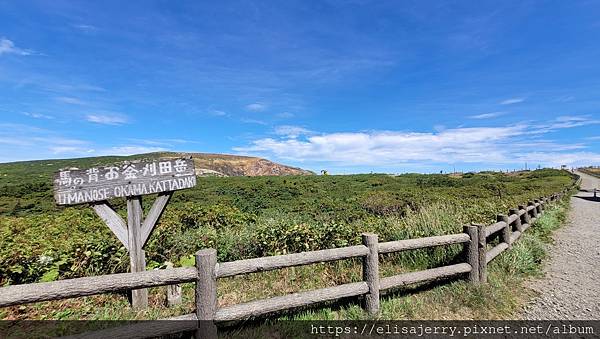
[0,152,311,215]
[0,160,574,288]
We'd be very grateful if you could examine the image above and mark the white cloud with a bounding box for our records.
[86,114,128,125]
[277,112,294,119]
[240,118,267,125]
[209,109,227,116]
[0,137,31,146]
[0,122,172,162]
[49,146,95,154]
[234,116,600,168]
[245,103,267,112]
[500,97,525,105]
[98,146,166,156]
[56,96,86,105]
[469,112,505,119]
[533,115,600,133]
[73,24,98,33]
[516,151,600,167]
[274,125,312,138]
[235,126,527,165]
[125,138,192,146]
[0,38,32,56]
[22,112,54,119]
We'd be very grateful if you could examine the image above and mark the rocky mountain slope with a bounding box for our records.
[162,152,313,176]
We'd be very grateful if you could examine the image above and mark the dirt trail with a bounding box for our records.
[521,171,600,319]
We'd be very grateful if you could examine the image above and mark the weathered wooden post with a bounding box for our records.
[518,204,530,226]
[195,249,218,339]
[127,196,148,308]
[534,199,542,215]
[463,225,479,284]
[473,223,487,283]
[362,233,380,315]
[509,208,523,233]
[498,214,510,248]
[53,157,197,309]
[528,201,538,219]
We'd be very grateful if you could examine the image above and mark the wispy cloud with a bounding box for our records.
[86,113,128,125]
[235,126,527,165]
[73,24,98,33]
[240,118,267,125]
[0,38,33,56]
[208,109,228,117]
[0,123,91,161]
[125,138,192,146]
[555,95,574,103]
[97,145,166,156]
[0,122,174,162]
[274,125,312,138]
[277,112,294,119]
[469,112,505,119]
[49,146,95,155]
[245,102,267,112]
[22,112,54,120]
[533,115,600,133]
[500,97,525,105]
[234,116,600,168]
[56,96,86,105]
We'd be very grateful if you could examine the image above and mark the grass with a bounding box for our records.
[0,164,577,339]
[0,168,574,288]
[1,193,572,326]
[0,188,574,338]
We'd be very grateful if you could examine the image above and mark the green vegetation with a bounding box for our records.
[221,198,572,338]
[0,155,575,321]
[1,161,572,285]
[0,185,573,327]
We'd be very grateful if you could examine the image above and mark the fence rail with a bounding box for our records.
[0,176,581,338]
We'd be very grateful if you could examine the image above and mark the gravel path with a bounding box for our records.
[521,171,600,319]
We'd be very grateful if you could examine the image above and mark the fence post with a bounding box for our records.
[534,199,541,215]
[473,223,487,283]
[518,204,530,226]
[463,225,479,284]
[362,233,380,315]
[498,214,511,247]
[195,249,218,339]
[528,201,538,219]
[509,208,523,233]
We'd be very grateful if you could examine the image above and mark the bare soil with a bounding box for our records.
[521,171,600,319]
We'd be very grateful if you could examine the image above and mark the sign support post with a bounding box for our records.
[127,195,147,308]
[54,158,196,309]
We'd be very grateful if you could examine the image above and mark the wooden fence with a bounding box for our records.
[0,178,581,338]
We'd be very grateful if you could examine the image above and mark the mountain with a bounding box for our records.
[0,152,313,178]
[163,152,313,176]
[0,152,313,216]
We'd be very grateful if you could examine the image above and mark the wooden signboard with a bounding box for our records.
[53,157,197,309]
[54,158,196,205]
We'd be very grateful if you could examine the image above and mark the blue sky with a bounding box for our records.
[1,1,599,173]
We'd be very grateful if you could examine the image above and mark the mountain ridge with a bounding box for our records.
[0,151,314,177]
